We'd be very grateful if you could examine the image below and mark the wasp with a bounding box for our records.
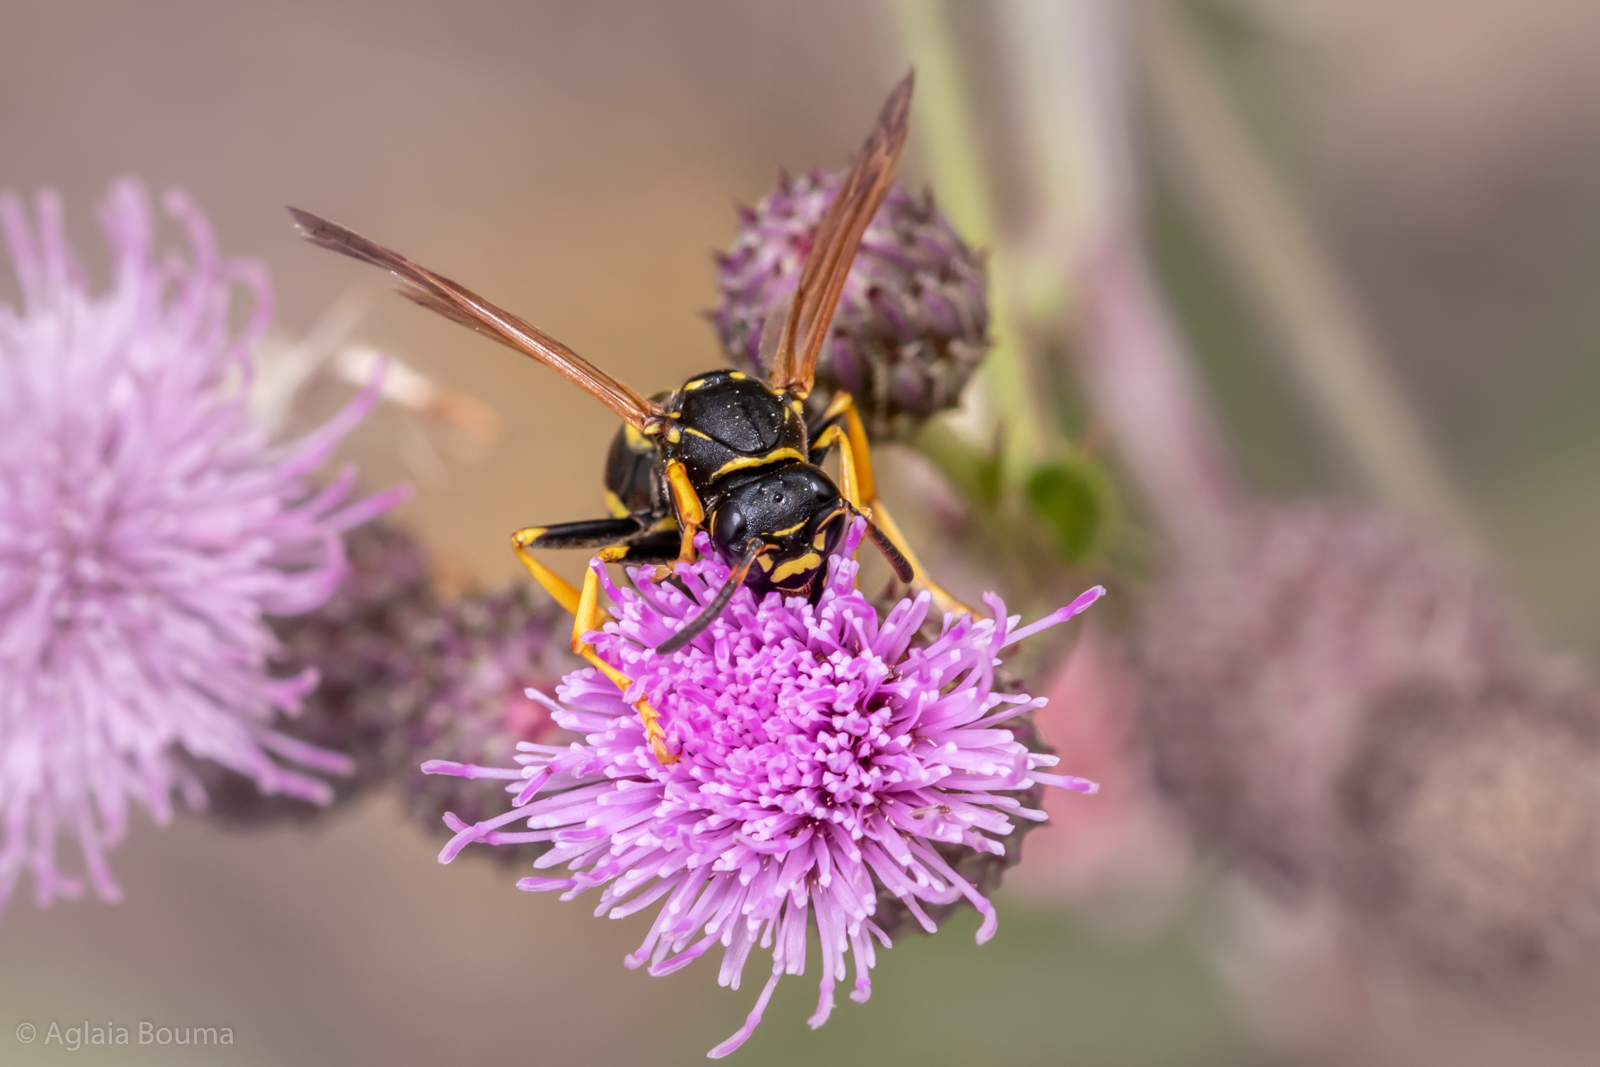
[291,72,960,763]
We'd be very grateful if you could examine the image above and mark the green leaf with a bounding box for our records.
[1026,456,1110,564]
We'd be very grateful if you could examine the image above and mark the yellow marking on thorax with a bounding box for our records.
[709,447,806,480]
[683,426,714,440]
[683,377,708,391]
[603,491,630,519]
[728,371,747,380]
[623,424,652,453]
[666,427,682,444]
[771,552,823,583]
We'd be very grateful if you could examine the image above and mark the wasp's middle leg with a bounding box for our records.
[511,515,647,614]
[510,516,679,764]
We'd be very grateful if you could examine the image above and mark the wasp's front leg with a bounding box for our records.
[664,460,705,563]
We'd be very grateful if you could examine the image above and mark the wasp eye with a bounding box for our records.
[712,506,747,550]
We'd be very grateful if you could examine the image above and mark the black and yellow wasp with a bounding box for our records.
[292,72,959,763]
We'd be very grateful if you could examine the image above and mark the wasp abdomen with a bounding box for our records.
[603,415,668,520]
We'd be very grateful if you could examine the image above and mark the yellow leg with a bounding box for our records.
[866,500,970,618]
[512,527,582,615]
[511,529,676,764]
[812,425,862,510]
[817,393,972,618]
[665,460,704,563]
[817,391,876,504]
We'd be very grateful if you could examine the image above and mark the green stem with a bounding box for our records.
[887,0,1054,486]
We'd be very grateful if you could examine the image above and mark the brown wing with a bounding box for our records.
[767,71,914,398]
[288,207,662,429]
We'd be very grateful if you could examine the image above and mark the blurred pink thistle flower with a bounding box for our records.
[428,521,1099,1057]
[0,180,404,913]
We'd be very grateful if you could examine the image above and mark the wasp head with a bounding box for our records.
[709,465,848,603]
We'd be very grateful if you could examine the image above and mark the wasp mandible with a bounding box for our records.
[292,72,962,763]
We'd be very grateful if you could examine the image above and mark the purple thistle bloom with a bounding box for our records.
[0,180,405,913]
[427,521,1100,1057]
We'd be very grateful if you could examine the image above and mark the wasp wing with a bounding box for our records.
[289,208,662,429]
[767,71,914,398]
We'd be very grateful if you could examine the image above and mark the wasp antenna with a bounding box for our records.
[861,513,914,584]
[656,542,764,655]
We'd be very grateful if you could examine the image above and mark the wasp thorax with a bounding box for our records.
[665,371,808,486]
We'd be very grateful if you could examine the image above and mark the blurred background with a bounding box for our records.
[4,0,1600,1064]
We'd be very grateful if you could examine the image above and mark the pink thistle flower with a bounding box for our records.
[0,180,405,913]
[427,521,1100,1057]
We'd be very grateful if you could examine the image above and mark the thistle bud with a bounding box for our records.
[1337,676,1600,975]
[192,520,437,826]
[712,169,989,439]
[396,585,578,859]
[1138,507,1600,978]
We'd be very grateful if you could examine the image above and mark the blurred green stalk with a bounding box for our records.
[888,0,1055,488]
[1131,0,1488,559]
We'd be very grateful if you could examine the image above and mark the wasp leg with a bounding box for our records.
[809,392,877,504]
[517,515,646,550]
[510,525,677,764]
[601,529,682,566]
[665,460,705,563]
[814,424,912,583]
[573,553,676,764]
[811,424,864,510]
[512,525,586,615]
[811,391,972,617]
